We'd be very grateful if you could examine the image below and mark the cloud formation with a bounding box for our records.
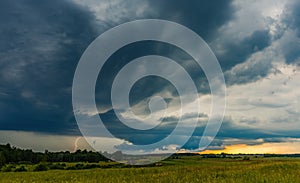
[0,0,99,134]
[0,0,299,153]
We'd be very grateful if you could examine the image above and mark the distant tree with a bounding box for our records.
[0,152,6,167]
[0,143,109,166]
[221,152,227,158]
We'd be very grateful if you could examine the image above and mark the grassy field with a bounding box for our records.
[1,157,300,183]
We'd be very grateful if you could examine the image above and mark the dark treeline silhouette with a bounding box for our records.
[0,143,109,166]
[1,143,300,167]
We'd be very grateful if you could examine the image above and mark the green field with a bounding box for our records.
[1,157,300,183]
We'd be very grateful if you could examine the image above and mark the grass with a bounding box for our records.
[1,157,300,183]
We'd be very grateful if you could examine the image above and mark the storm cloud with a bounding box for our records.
[0,0,300,152]
[0,0,99,134]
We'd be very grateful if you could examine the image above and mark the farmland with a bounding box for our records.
[1,156,300,183]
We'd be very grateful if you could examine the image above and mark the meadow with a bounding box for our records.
[1,156,300,183]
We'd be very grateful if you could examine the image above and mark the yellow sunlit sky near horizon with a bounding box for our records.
[199,142,300,154]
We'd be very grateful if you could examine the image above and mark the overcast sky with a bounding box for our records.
[0,0,300,153]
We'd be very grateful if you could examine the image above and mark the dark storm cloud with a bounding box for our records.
[222,0,300,85]
[95,0,300,150]
[284,0,300,37]
[149,0,235,41]
[1,0,296,152]
[148,0,274,85]
[99,110,176,145]
[216,29,274,85]
[281,37,300,65]
[218,30,272,71]
[95,108,300,150]
[0,0,99,134]
[182,118,300,150]
[224,53,273,85]
[216,119,300,141]
[160,112,208,122]
[95,41,184,112]
[0,0,238,137]
[95,0,238,113]
[280,0,300,65]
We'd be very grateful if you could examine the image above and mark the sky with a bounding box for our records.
[0,0,300,154]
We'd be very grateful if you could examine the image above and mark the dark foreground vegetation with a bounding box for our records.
[1,143,300,168]
[0,143,109,166]
[1,144,300,182]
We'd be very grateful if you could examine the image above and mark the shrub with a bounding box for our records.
[48,163,65,170]
[66,163,83,170]
[66,163,102,170]
[2,165,14,172]
[83,164,100,169]
[242,156,250,161]
[14,165,27,172]
[66,166,77,170]
[34,163,48,171]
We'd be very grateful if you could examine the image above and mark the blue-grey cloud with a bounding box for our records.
[0,0,236,137]
[0,0,99,134]
[160,113,208,122]
[217,30,271,71]
[1,0,299,153]
[182,118,300,150]
[148,0,235,41]
[279,0,300,65]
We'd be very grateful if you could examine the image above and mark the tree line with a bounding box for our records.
[0,143,109,167]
